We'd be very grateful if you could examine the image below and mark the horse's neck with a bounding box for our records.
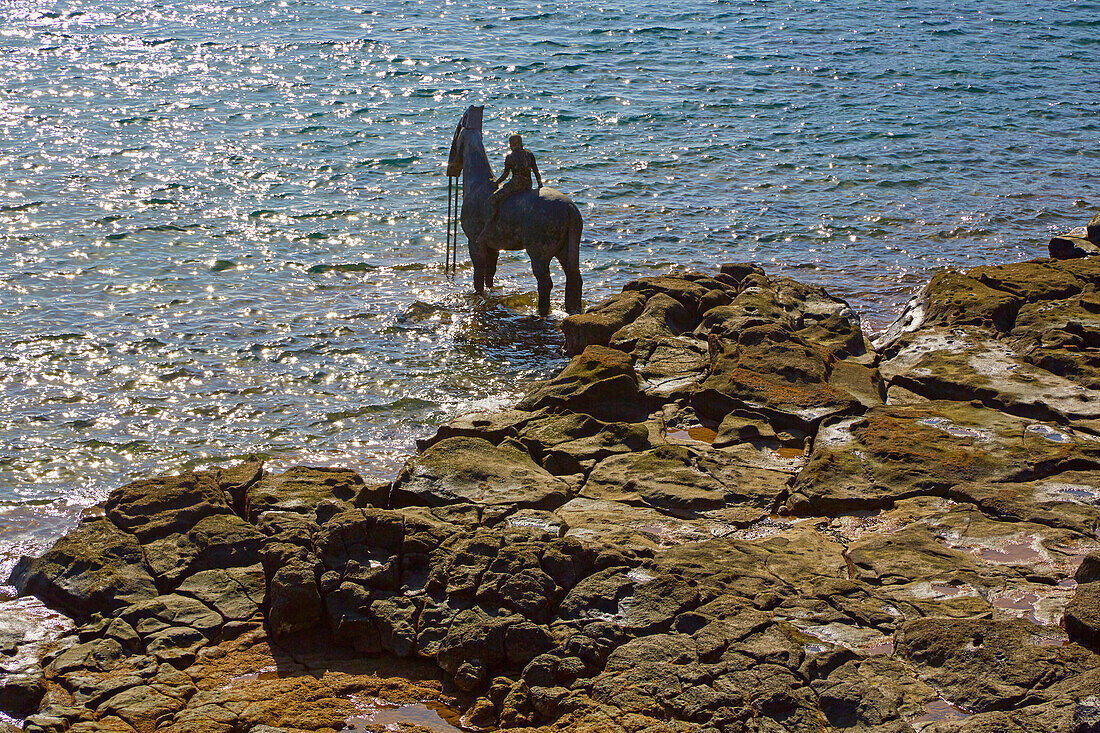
[461,131,494,198]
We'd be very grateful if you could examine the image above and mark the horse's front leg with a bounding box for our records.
[485,249,499,289]
[531,256,553,317]
[468,236,486,293]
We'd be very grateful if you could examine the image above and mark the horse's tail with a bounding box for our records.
[562,203,584,314]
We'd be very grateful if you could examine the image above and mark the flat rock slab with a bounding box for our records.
[581,444,790,524]
[880,326,1100,427]
[389,436,570,512]
[788,401,1100,514]
[949,471,1100,537]
[896,616,1097,713]
[555,497,729,548]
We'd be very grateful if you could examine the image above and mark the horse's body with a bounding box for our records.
[447,106,583,316]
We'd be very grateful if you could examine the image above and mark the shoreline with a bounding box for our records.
[2,217,1100,732]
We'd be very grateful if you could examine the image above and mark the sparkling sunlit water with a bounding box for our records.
[1,0,1098,572]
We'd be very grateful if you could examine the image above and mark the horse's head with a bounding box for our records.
[447,105,484,177]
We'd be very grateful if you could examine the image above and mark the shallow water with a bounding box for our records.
[1,0,1099,566]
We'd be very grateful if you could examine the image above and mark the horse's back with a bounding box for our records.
[501,187,578,230]
[481,187,581,257]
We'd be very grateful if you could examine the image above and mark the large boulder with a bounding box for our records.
[105,471,235,542]
[561,291,646,356]
[517,346,647,422]
[141,513,266,589]
[1050,233,1100,259]
[693,325,862,431]
[9,516,157,619]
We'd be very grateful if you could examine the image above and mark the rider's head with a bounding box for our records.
[509,134,523,150]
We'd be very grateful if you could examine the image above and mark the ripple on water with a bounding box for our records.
[1,0,1098,557]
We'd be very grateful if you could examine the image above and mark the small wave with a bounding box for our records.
[308,263,377,274]
[378,155,420,167]
[291,209,358,220]
[0,201,42,213]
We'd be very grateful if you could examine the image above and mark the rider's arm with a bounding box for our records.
[531,152,543,189]
[494,157,511,186]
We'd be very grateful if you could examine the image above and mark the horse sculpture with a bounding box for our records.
[446,106,583,316]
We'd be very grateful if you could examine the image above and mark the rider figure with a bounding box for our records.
[478,134,542,244]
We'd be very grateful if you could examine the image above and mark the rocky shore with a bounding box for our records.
[3,221,1100,733]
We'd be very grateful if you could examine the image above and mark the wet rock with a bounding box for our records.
[608,293,692,352]
[561,290,647,356]
[517,345,647,422]
[8,516,157,619]
[1050,234,1100,259]
[0,671,45,717]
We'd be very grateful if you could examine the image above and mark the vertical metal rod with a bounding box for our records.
[446,176,452,275]
[452,178,460,276]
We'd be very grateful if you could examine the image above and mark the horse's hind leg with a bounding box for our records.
[485,249,499,289]
[531,256,553,317]
[557,230,583,315]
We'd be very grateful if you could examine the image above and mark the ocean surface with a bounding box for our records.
[1,0,1098,579]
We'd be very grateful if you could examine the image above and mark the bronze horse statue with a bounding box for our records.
[446,106,583,316]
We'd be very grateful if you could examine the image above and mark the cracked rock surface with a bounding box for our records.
[4,255,1100,733]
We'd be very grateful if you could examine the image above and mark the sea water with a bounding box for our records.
[1,0,1097,573]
